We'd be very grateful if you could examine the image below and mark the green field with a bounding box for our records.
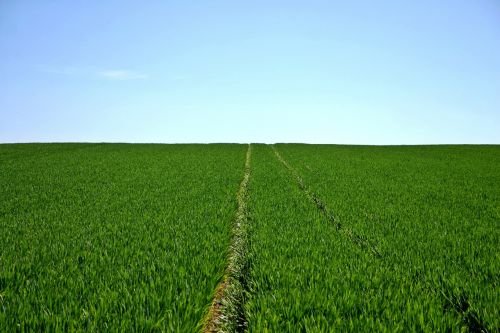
[1,143,498,332]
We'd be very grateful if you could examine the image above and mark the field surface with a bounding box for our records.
[0,143,498,332]
[0,144,247,331]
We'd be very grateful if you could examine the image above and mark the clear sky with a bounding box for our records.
[1,0,499,144]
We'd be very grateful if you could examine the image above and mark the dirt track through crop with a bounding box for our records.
[271,145,382,258]
[202,144,252,332]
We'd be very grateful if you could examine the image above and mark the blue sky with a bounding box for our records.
[1,0,499,144]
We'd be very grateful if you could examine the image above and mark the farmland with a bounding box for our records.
[246,144,499,332]
[1,143,499,331]
[0,144,247,331]
[274,144,499,330]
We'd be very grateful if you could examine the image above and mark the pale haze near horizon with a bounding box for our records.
[1,0,499,144]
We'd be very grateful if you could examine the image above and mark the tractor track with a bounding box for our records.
[271,145,382,258]
[202,144,252,333]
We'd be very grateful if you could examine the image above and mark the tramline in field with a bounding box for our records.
[0,143,498,332]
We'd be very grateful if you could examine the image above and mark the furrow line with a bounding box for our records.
[202,144,252,333]
[271,145,382,258]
